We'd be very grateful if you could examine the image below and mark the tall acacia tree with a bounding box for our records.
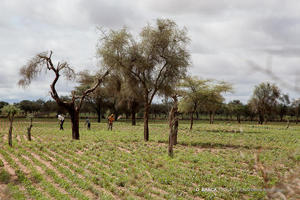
[99,19,190,141]
[18,51,109,140]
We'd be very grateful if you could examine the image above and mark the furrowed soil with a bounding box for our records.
[0,118,299,200]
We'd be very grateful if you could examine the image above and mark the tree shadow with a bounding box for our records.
[157,140,267,150]
[203,130,262,134]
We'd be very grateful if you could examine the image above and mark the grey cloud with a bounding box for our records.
[79,0,143,29]
[143,0,228,16]
[1,0,300,103]
[263,47,300,57]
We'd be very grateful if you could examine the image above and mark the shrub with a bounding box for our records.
[0,169,11,184]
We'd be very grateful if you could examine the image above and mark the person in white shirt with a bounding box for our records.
[58,114,65,130]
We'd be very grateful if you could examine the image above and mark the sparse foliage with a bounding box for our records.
[179,77,232,128]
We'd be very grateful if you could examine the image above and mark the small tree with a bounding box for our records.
[277,94,290,122]
[26,113,34,141]
[202,82,232,124]
[228,100,244,123]
[0,101,9,113]
[178,77,209,130]
[249,82,280,124]
[18,51,109,140]
[1,105,21,147]
[291,99,300,124]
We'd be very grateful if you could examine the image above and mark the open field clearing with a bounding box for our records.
[0,119,299,200]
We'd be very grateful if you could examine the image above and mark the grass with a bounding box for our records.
[0,118,299,199]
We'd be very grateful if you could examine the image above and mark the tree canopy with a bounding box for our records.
[249,82,281,124]
[98,19,190,141]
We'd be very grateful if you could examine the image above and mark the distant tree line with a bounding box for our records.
[1,81,299,124]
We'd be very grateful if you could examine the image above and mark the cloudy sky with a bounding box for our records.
[1,0,300,103]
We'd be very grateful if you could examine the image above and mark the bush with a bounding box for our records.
[0,169,11,184]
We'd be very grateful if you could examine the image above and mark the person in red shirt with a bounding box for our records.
[107,114,114,131]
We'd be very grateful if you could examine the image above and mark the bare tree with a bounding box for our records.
[19,51,109,140]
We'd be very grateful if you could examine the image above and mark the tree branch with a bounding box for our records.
[77,70,110,111]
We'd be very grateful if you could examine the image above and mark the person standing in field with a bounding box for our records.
[85,117,91,130]
[108,114,114,131]
[58,114,65,130]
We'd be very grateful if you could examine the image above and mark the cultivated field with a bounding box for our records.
[0,119,299,200]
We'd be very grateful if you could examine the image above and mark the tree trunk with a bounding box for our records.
[27,125,32,141]
[131,109,136,126]
[237,115,241,124]
[190,112,194,130]
[96,109,101,123]
[259,114,264,125]
[168,129,174,157]
[209,111,213,124]
[174,119,178,145]
[173,101,178,145]
[212,111,215,124]
[70,110,80,140]
[196,112,199,120]
[286,119,290,129]
[27,118,33,141]
[144,103,150,141]
[8,119,13,147]
[168,96,178,157]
